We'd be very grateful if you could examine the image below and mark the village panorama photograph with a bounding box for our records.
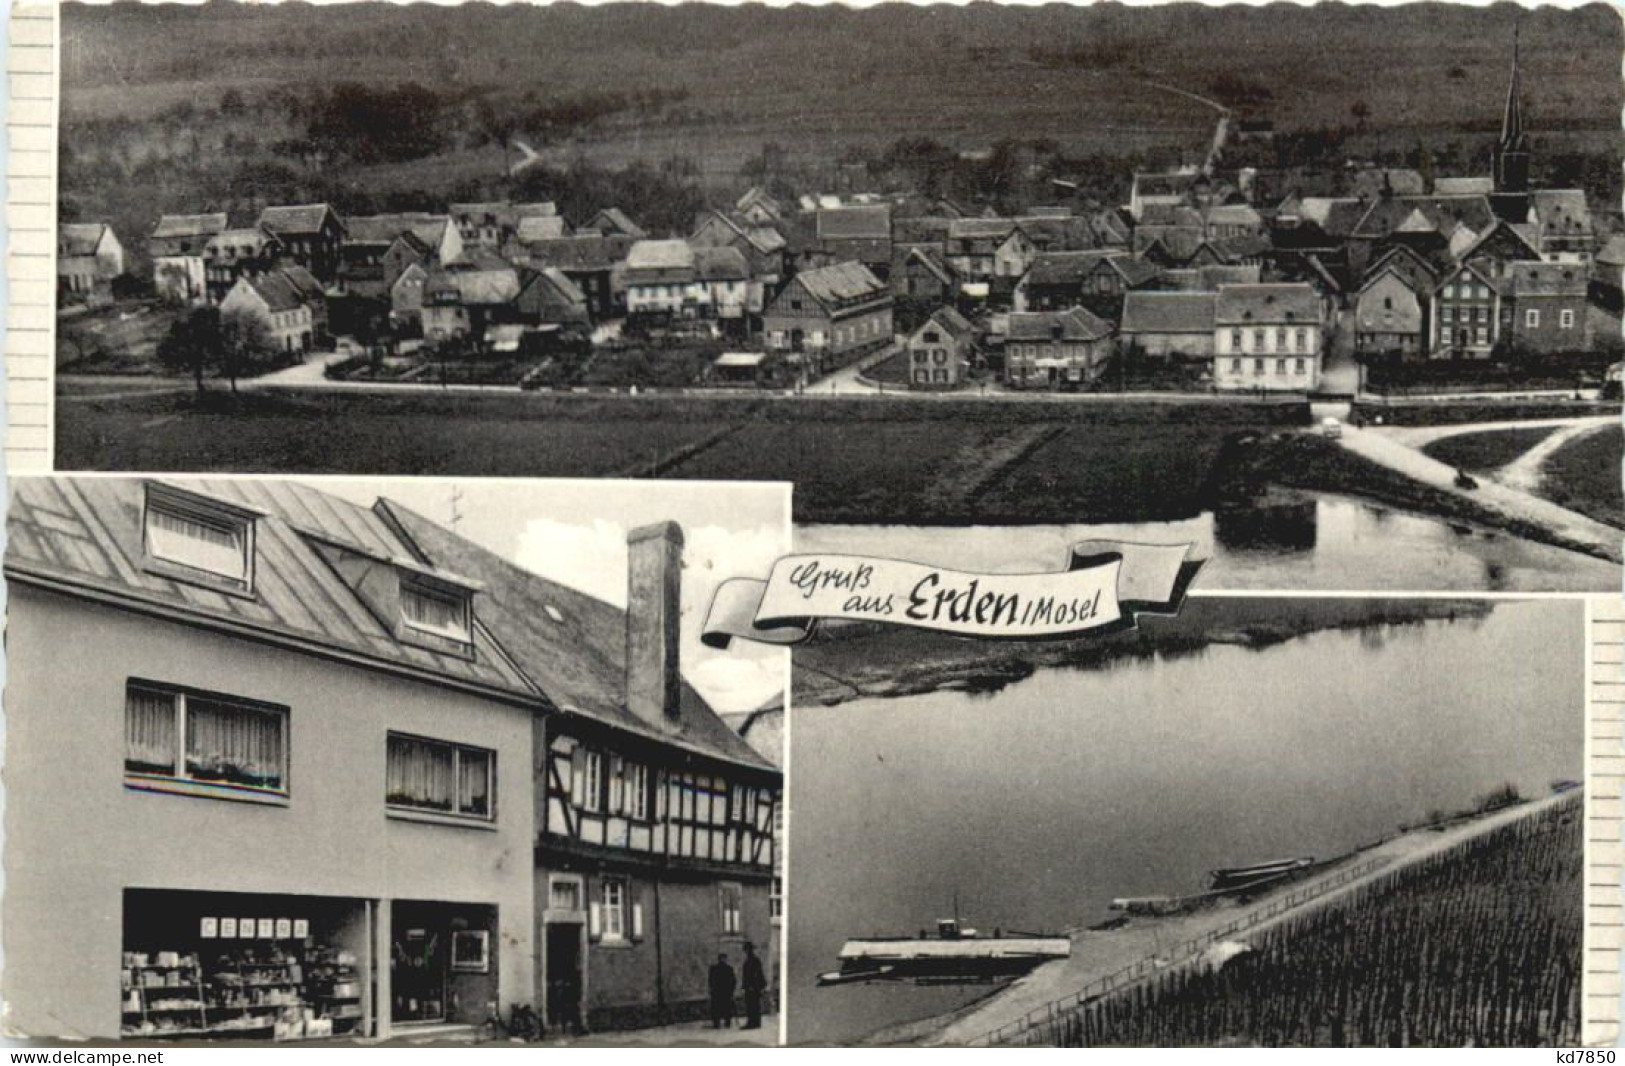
[52,0,1623,591]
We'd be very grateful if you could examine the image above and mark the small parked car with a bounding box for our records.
[1320,417,1343,439]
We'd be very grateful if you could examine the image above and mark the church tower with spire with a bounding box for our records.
[1493,23,1532,198]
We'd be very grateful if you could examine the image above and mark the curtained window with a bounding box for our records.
[125,683,287,794]
[600,880,627,941]
[625,763,649,821]
[144,499,250,587]
[400,581,471,643]
[720,883,743,935]
[387,733,494,820]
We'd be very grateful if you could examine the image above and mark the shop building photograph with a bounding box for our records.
[2,474,786,1042]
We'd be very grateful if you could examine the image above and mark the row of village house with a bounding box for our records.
[3,475,782,1041]
[57,49,1615,391]
[60,182,1610,394]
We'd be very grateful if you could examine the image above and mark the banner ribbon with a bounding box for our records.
[702,540,1203,648]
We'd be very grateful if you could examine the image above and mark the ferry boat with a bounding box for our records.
[817,918,1070,987]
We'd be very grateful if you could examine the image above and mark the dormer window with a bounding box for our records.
[400,577,472,645]
[142,483,256,594]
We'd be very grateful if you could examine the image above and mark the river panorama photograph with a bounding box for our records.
[49,1,1623,592]
[786,596,1586,1046]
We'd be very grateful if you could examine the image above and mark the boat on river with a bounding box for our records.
[817,918,1070,987]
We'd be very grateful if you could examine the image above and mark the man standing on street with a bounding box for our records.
[707,952,737,1030]
[740,942,767,1030]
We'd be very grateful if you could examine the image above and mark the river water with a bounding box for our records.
[787,601,1584,1044]
[797,493,1618,593]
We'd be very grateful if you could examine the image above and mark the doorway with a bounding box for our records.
[391,905,448,1024]
[544,922,584,1032]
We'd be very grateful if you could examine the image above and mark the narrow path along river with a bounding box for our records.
[923,792,1576,1046]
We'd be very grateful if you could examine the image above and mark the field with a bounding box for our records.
[975,425,1236,523]
[56,1,1622,269]
[57,303,182,375]
[1536,426,1625,529]
[54,389,732,479]
[1037,796,1582,1047]
[54,386,1300,523]
[1419,426,1559,471]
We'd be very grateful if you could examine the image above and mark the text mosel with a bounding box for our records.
[787,560,1104,628]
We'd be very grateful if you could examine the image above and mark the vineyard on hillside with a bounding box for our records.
[1039,796,1583,1047]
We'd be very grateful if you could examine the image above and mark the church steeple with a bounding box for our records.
[1494,22,1531,196]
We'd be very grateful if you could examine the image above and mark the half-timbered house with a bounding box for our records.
[387,513,781,1032]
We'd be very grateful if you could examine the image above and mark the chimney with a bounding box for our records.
[626,521,684,729]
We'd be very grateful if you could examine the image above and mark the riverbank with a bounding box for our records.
[1222,432,1621,564]
[865,790,1578,1047]
[791,598,1491,707]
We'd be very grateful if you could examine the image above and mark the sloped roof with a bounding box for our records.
[429,262,522,306]
[1092,208,1134,244]
[1596,235,1625,268]
[894,216,955,244]
[244,271,309,313]
[817,205,891,241]
[344,213,452,251]
[743,225,787,255]
[1121,291,1218,334]
[516,215,570,243]
[1350,167,1426,199]
[903,245,955,286]
[1214,283,1321,325]
[792,260,888,306]
[524,266,587,306]
[1133,170,1201,199]
[1289,198,1365,237]
[153,213,229,240]
[380,501,775,772]
[1358,256,1432,295]
[527,234,634,271]
[258,203,340,236]
[736,186,782,217]
[588,207,646,238]
[1510,260,1587,297]
[922,304,974,338]
[1363,243,1442,288]
[1352,195,1495,240]
[1434,177,1494,196]
[1138,203,1206,229]
[1006,307,1113,342]
[1458,218,1543,264]
[1207,233,1273,259]
[695,245,749,282]
[5,477,534,698]
[947,218,1018,241]
[1024,250,1126,287]
[60,223,110,257]
[1203,203,1264,227]
[1013,215,1095,250]
[280,265,326,304]
[1135,227,1207,264]
[626,239,696,271]
[1532,189,1593,238]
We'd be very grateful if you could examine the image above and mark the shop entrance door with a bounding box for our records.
[391,907,448,1025]
[544,923,584,1033]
